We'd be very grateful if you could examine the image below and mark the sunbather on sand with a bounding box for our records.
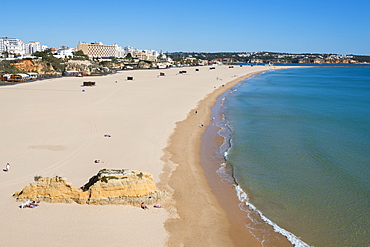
[141,202,148,210]
[21,200,39,208]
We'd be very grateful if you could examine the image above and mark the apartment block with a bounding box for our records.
[0,37,25,54]
[77,42,122,58]
[132,50,157,61]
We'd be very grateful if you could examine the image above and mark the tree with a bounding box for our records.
[74,50,86,56]
[1,51,10,58]
[32,49,64,72]
[32,49,52,58]
[72,50,89,60]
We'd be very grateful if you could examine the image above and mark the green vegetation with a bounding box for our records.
[170,52,239,62]
[100,176,119,183]
[72,50,89,60]
[33,48,65,71]
[0,60,22,74]
[353,55,370,63]
[168,52,370,64]
[125,53,132,59]
[99,169,127,175]
[136,172,143,179]
[34,175,42,181]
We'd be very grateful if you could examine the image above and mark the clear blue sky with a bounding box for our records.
[3,0,370,55]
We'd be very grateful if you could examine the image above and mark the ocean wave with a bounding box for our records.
[215,163,234,184]
[234,185,312,247]
[213,80,312,247]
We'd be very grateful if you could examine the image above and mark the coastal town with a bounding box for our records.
[1,36,369,83]
[2,27,370,247]
[2,0,369,245]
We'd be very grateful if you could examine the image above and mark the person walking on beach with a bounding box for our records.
[5,163,10,172]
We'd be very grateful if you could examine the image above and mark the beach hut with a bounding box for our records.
[27,72,38,79]
[83,81,96,86]
[1,74,12,81]
[64,71,86,77]
[157,64,167,69]
[8,73,30,82]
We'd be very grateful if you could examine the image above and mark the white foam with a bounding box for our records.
[234,185,312,247]
[214,75,311,246]
[216,163,234,184]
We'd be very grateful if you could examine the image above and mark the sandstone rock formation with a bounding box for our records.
[65,60,93,74]
[11,59,56,75]
[13,169,164,207]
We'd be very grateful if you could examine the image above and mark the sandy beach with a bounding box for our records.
[0,65,288,246]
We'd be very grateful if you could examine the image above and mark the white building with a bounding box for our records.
[144,50,160,58]
[0,37,26,55]
[54,46,75,58]
[40,44,48,51]
[116,46,126,58]
[0,38,49,56]
[29,41,48,52]
[124,46,134,54]
[25,43,37,54]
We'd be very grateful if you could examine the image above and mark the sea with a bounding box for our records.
[211,65,370,247]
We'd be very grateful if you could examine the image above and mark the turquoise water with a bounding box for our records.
[221,67,370,247]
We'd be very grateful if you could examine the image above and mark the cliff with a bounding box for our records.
[13,169,164,207]
[11,59,56,75]
[298,58,358,64]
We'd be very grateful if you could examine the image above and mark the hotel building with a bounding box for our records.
[77,42,125,58]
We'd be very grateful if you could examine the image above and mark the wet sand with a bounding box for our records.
[0,65,294,246]
[161,70,293,246]
[200,88,294,247]
[161,68,299,246]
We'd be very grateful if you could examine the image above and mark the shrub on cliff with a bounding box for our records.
[33,49,65,72]
[0,60,22,74]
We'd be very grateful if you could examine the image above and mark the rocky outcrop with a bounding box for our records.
[298,58,358,64]
[11,59,56,75]
[14,176,85,204]
[250,59,264,63]
[65,60,93,74]
[13,169,164,207]
[137,60,153,69]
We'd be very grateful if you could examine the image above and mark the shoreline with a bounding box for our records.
[200,77,295,247]
[161,69,290,246]
[0,65,296,246]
